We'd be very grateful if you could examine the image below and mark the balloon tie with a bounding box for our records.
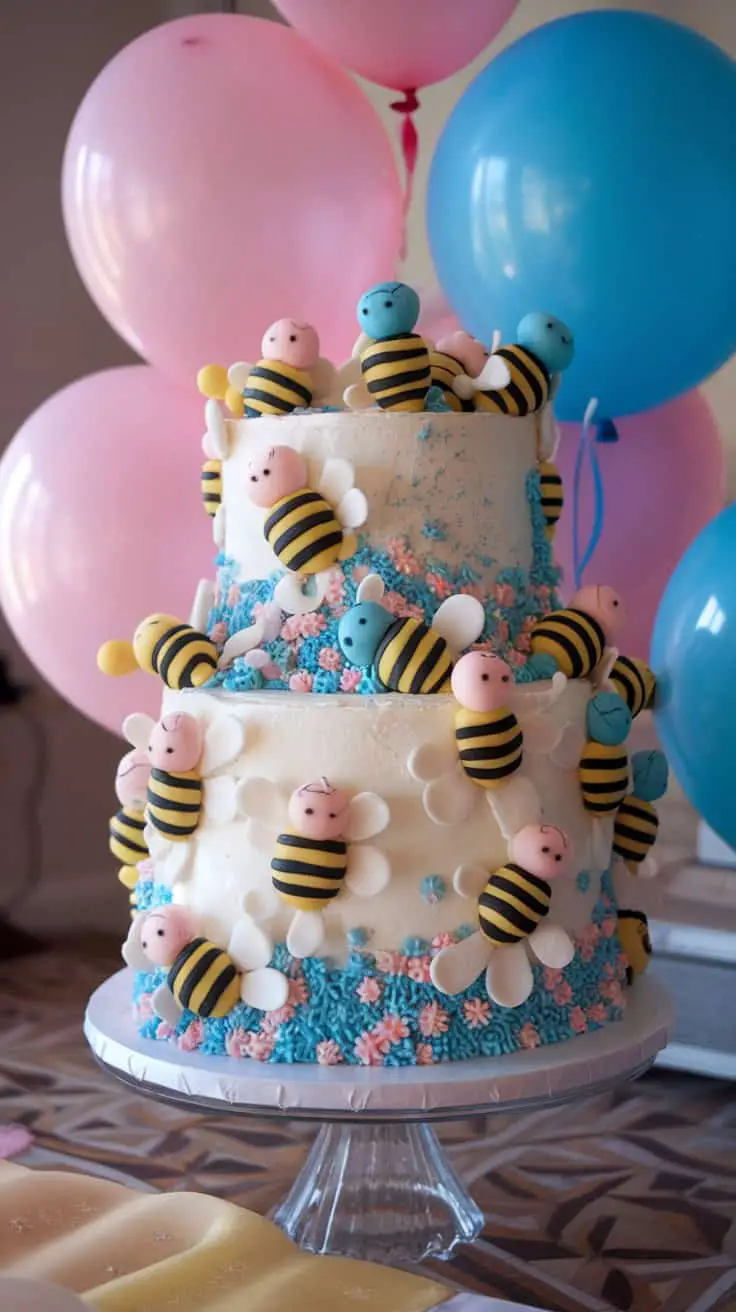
[390,88,420,262]
[572,397,606,589]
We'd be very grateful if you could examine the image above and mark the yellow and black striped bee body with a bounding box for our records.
[271,831,349,912]
[117,864,141,918]
[149,623,218,689]
[609,655,656,718]
[579,741,630,814]
[613,795,658,872]
[243,360,313,418]
[264,487,346,576]
[147,768,203,842]
[167,937,242,1018]
[617,909,652,985]
[455,705,523,789]
[109,807,148,871]
[375,617,453,694]
[360,333,432,412]
[429,350,474,413]
[538,461,564,540]
[530,607,605,680]
[201,459,222,517]
[478,864,551,946]
[475,345,549,416]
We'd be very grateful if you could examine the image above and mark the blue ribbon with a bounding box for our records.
[571,403,606,590]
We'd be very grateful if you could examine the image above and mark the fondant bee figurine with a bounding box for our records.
[613,749,669,877]
[579,691,632,817]
[606,654,656,718]
[429,332,489,412]
[616,908,652,985]
[122,904,289,1024]
[196,367,247,543]
[453,311,574,416]
[337,573,485,695]
[238,775,391,958]
[200,459,222,519]
[227,320,336,419]
[344,282,432,413]
[528,584,627,682]
[109,748,151,905]
[246,444,368,615]
[408,651,570,835]
[538,460,564,540]
[430,823,575,1009]
[122,709,245,884]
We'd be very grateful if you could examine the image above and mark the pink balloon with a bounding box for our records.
[272,0,518,90]
[555,391,725,660]
[0,367,213,736]
[62,15,403,387]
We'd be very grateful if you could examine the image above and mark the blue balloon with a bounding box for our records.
[427,11,736,420]
[652,504,736,849]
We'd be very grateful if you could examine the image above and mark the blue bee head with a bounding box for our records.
[586,691,632,746]
[357,282,420,339]
[631,749,669,802]
[337,602,393,668]
[517,312,575,375]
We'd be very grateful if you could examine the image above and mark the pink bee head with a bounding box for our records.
[570,584,626,642]
[140,905,195,967]
[435,330,488,378]
[115,749,150,808]
[147,713,203,772]
[509,823,573,881]
[451,651,513,712]
[261,319,320,371]
[246,444,307,508]
[287,777,350,841]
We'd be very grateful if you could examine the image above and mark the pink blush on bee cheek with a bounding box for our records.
[148,713,203,771]
[451,651,512,712]
[115,749,150,807]
[247,444,307,507]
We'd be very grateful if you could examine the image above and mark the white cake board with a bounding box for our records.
[85,970,673,1264]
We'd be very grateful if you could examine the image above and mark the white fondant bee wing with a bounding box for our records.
[152,985,184,1026]
[237,777,285,829]
[337,488,369,531]
[309,356,336,403]
[514,670,567,719]
[521,719,564,757]
[486,776,542,840]
[286,910,326,958]
[121,914,149,970]
[273,574,327,615]
[242,885,281,922]
[122,712,155,751]
[453,864,489,900]
[407,742,457,783]
[430,933,489,997]
[258,601,284,644]
[474,354,512,393]
[159,842,193,887]
[450,373,477,401]
[226,362,253,394]
[637,855,659,880]
[539,407,561,462]
[344,792,390,841]
[203,777,238,826]
[202,429,218,461]
[218,619,265,670]
[241,966,290,1013]
[204,398,230,460]
[356,573,385,604]
[213,504,226,549]
[228,916,274,972]
[595,647,619,687]
[485,945,534,1009]
[549,724,587,771]
[201,715,245,776]
[528,922,575,970]
[144,824,165,859]
[189,579,215,633]
[318,457,355,506]
[591,817,614,872]
[424,774,477,827]
[351,331,373,360]
[343,381,372,411]
[345,845,390,898]
[431,594,485,653]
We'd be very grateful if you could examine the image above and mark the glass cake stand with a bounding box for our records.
[84,970,672,1265]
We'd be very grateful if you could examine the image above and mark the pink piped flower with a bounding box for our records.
[375,1013,410,1046]
[356,976,382,1005]
[415,1043,435,1065]
[213,586,222,608]
[323,569,345,607]
[543,967,563,991]
[156,1021,175,1041]
[535,585,552,607]
[603,962,615,978]
[553,980,573,1007]
[226,1027,253,1059]
[386,537,421,576]
[519,1022,540,1049]
[459,582,484,601]
[514,632,531,653]
[288,973,309,1005]
[354,1030,389,1065]
[249,1030,277,1061]
[260,1003,296,1033]
[494,582,516,608]
[600,979,624,1008]
[340,667,363,693]
[136,993,154,1021]
[178,1019,205,1052]
[289,671,313,693]
[494,619,510,645]
[615,953,630,981]
[282,611,327,641]
[227,584,241,608]
[382,590,424,620]
[374,950,405,976]
[586,1003,608,1025]
[463,998,491,1029]
[407,956,432,984]
[426,572,453,599]
[318,646,342,672]
[569,1006,588,1034]
[521,614,537,632]
[208,620,227,646]
[601,917,617,938]
[316,1039,343,1066]
[506,648,527,668]
[418,1001,449,1038]
[574,924,601,962]
[431,932,454,952]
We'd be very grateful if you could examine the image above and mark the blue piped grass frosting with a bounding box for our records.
[133,870,627,1066]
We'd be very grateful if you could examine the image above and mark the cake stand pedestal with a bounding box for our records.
[84,971,672,1265]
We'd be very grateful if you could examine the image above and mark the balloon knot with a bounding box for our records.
[390,88,420,115]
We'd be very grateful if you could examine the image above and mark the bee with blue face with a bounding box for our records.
[355,281,431,412]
